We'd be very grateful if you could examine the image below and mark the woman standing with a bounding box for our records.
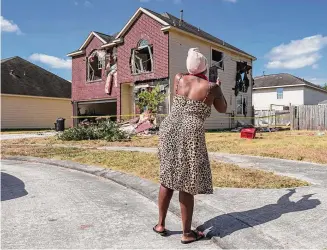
[154,48,227,244]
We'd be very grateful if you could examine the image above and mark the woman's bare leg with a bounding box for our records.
[155,184,174,231]
[179,191,204,241]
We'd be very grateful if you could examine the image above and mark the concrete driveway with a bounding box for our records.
[1,160,218,249]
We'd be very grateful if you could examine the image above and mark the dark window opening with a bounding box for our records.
[211,49,224,69]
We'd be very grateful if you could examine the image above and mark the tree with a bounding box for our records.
[323,83,327,90]
[135,85,166,114]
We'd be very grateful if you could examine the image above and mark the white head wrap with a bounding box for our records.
[186,48,207,74]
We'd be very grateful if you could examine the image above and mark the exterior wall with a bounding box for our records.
[253,86,304,110]
[169,30,253,129]
[1,94,72,129]
[117,13,169,84]
[303,87,327,105]
[71,36,119,102]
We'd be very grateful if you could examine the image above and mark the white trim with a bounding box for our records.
[115,7,169,39]
[67,50,85,57]
[253,84,306,90]
[113,38,124,43]
[79,32,107,51]
[101,38,124,48]
[253,84,327,94]
[101,42,116,48]
[93,32,108,44]
[74,97,117,103]
[161,26,256,61]
[1,93,71,101]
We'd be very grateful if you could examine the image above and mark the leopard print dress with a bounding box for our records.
[158,93,213,195]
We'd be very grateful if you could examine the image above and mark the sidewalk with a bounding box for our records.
[0,132,55,141]
[4,148,327,249]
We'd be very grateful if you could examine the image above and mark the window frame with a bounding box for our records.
[211,48,224,70]
[236,94,248,116]
[86,52,103,83]
[277,88,284,99]
[131,44,154,75]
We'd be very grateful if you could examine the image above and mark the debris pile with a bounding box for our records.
[119,111,158,136]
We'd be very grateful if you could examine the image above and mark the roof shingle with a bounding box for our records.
[254,73,327,93]
[1,56,71,98]
[144,8,255,59]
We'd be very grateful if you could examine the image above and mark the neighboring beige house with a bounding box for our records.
[253,73,327,111]
[1,57,72,129]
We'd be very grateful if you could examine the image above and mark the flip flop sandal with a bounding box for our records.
[153,225,168,236]
[181,230,204,244]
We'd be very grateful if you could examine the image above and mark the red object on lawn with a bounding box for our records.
[240,128,256,139]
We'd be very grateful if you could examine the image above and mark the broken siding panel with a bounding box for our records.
[169,31,253,129]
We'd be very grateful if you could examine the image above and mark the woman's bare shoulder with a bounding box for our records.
[175,73,185,81]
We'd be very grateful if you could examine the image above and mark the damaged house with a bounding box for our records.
[67,7,256,129]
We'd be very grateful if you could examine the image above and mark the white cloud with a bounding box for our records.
[84,0,92,7]
[312,64,319,69]
[29,54,72,69]
[266,53,321,70]
[223,0,237,3]
[266,35,327,69]
[1,16,22,34]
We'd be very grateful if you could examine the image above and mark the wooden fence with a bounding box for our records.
[290,105,327,130]
[254,110,290,127]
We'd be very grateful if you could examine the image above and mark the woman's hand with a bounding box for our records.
[216,77,222,87]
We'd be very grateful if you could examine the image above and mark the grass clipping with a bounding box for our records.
[2,145,309,189]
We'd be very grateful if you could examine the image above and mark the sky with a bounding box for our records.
[1,0,327,85]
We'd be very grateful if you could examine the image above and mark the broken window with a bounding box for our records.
[236,94,247,116]
[87,50,106,82]
[211,49,224,70]
[131,40,153,74]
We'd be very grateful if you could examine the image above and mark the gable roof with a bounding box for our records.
[115,7,255,60]
[68,8,255,59]
[1,56,71,98]
[78,31,115,50]
[253,73,327,93]
[67,31,116,56]
[149,9,255,59]
[94,31,115,43]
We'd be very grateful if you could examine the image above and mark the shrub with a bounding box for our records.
[58,120,129,141]
[135,85,166,113]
